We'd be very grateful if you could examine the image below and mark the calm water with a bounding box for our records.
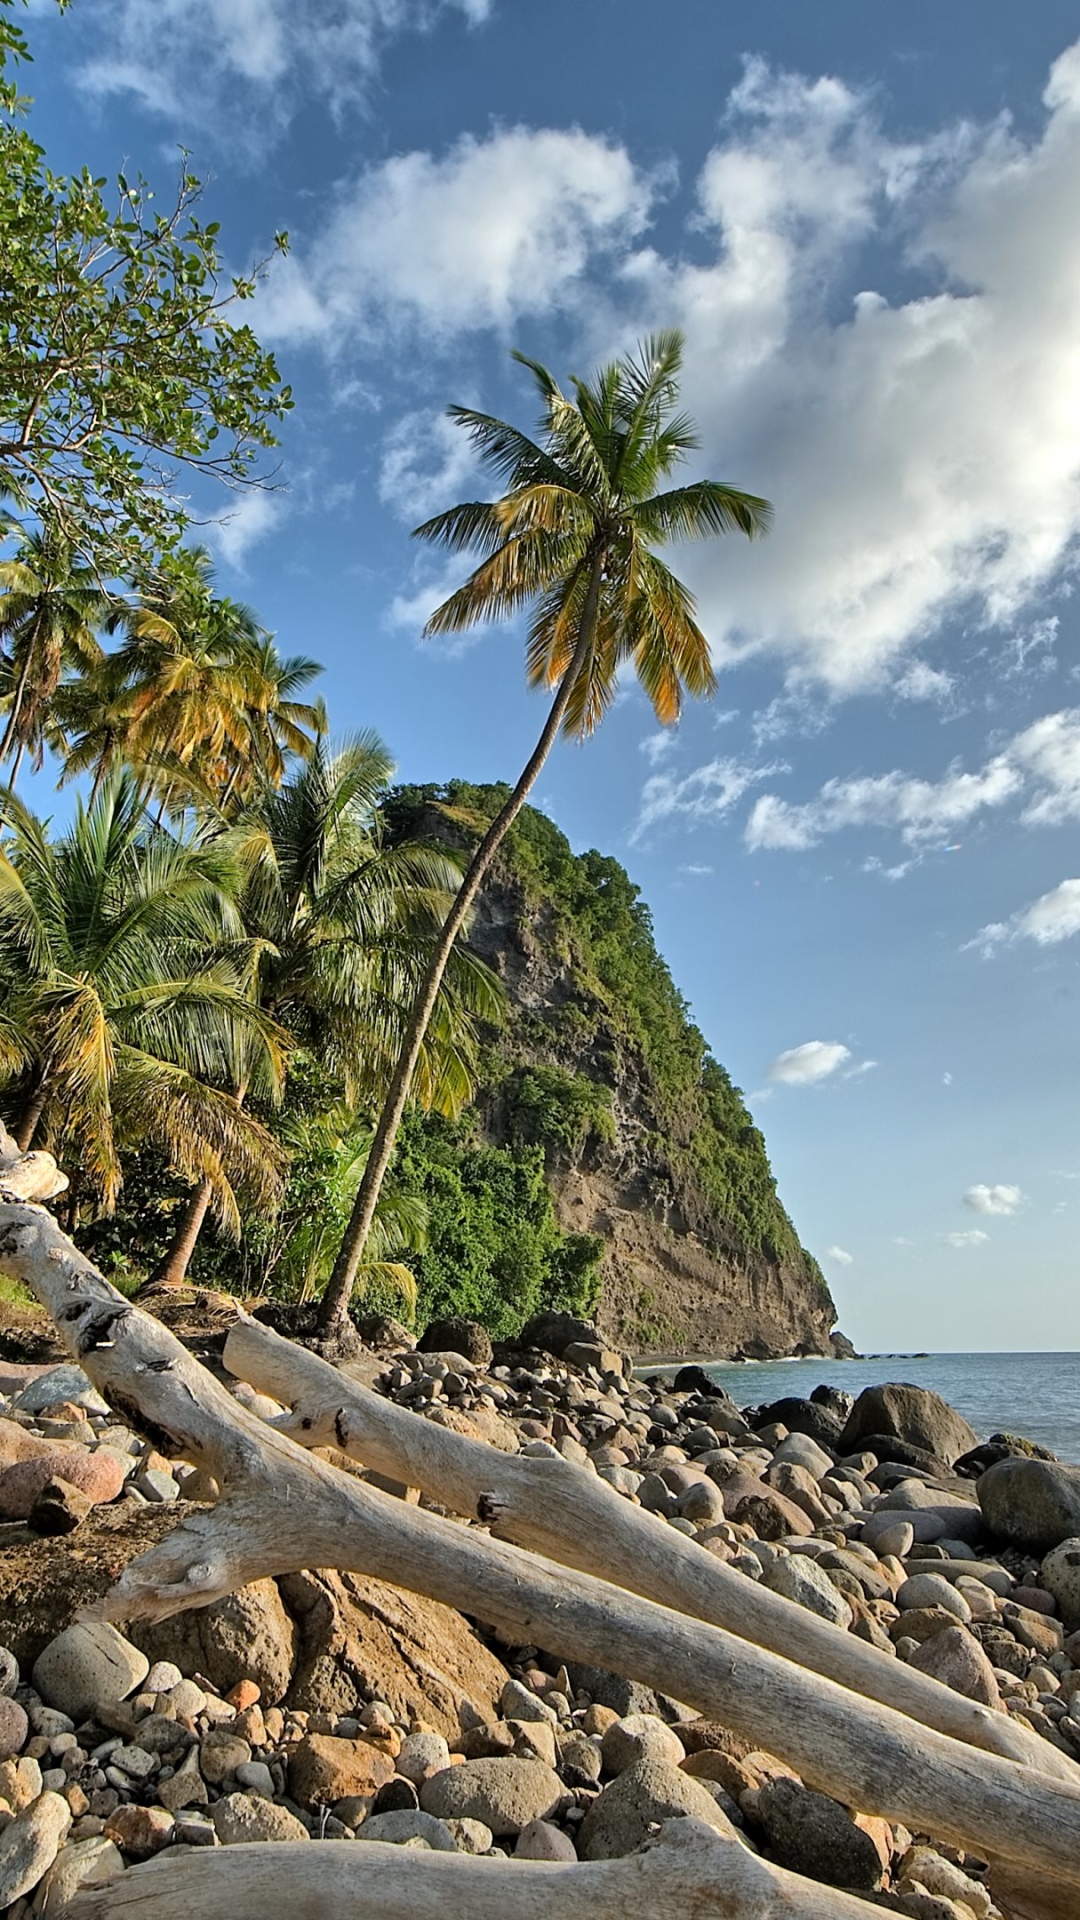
[637,1353,1080,1465]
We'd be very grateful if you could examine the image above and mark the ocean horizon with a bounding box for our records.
[637,1351,1080,1464]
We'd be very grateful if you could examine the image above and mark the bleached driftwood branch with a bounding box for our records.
[2,1190,1080,1895]
[67,1819,891,1920]
[224,1313,1069,1781]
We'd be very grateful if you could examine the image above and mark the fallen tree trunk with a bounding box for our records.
[3,1195,1080,1892]
[224,1313,1075,1784]
[66,1819,890,1920]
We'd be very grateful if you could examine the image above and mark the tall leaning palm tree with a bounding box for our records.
[317,329,771,1337]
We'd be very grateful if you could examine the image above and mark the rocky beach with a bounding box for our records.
[0,1298,1077,1915]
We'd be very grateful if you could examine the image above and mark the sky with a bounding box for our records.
[25,0,1080,1352]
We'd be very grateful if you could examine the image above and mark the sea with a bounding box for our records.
[636,1352,1080,1465]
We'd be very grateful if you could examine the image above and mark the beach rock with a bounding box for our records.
[516,1817,578,1861]
[909,1626,1001,1707]
[33,1622,149,1720]
[104,1804,175,1854]
[420,1758,562,1836]
[0,1448,125,1519]
[752,1399,844,1451]
[898,1844,993,1916]
[356,1809,458,1849]
[577,1755,738,1860]
[11,1366,108,1415]
[978,1459,1080,1552]
[199,1729,252,1783]
[34,1833,124,1911]
[0,1693,27,1760]
[156,1749,208,1810]
[762,1554,853,1629]
[733,1487,818,1540]
[417,1319,493,1368]
[395,1731,451,1783]
[600,1714,685,1774]
[895,1575,972,1622]
[755,1777,885,1889]
[840,1386,978,1466]
[861,1515,915,1558]
[1041,1538,1080,1630]
[0,1791,70,1907]
[289,1733,395,1808]
[516,1313,596,1358]
[672,1366,720,1396]
[770,1433,836,1480]
[563,1664,670,1721]
[211,1793,310,1844]
[129,1578,296,1705]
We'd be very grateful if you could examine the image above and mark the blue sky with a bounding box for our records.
[26,0,1080,1351]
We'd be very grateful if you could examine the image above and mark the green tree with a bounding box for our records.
[149,734,501,1289]
[0,772,286,1232]
[318,329,770,1335]
[0,1,290,569]
[0,527,107,781]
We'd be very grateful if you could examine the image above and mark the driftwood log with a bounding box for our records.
[68,1818,894,1920]
[225,1313,1073,1781]
[0,1176,1076,1912]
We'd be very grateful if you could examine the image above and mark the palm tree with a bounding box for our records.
[317,329,771,1336]
[93,548,323,818]
[0,773,287,1236]
[148,733,501,1289]
[0,529,108,783]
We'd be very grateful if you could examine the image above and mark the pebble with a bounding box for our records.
[103,1804,174,1854]
[394,1732,451,1783]
[0,1793,71,1907]
[34,1833,123,1909]
[515,1816,577,1861]
[144,1662,183,1695]
[761,1553,853,1629]
[895,1575,973,1622]
[0,1697,27,1762]
[600,1713,684,1774]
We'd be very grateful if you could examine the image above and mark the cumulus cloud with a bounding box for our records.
[259,128,657,347]
[211,490,285,568]
[963,1183,1025,1215]
[767,1041,851,1086]
[943,1229,990,1249]
[631,755,785,844]
[378,409,481,522]
[640,731,678,767]
[76,0,491,131]
[746,706,1080,854]
[967,877,1080,955]
[824,1244,854,1265]
[894,661,955,703]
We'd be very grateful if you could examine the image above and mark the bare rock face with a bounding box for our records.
[279,1569,510,1739]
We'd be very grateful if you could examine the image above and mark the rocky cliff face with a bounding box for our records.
[386,784,840,1361]
[467,880,837,1360]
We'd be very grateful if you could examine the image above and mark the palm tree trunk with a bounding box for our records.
[15,1078,49,1152]
[147,1175,215,1289]
[317,549,607,1336]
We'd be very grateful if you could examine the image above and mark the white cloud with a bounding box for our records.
[259,128,657,347]
[679,863,714,876]
[211,490,284,568]
[746,705,1080,854]
[894,661,955,703]
[843,1059,879,1079]
[631,755,784,844]
[646,46,1080,691]
[746,752,1022,852]
[824,1244,854,1265]
[640,731,678,767]
[893,1235,913,1247]
[767,1040,851,1086]
[968,877,1080,955]
[942,1229,990,1249]
[963,1183,1025,1215]
[378,409,481,522]
[77,0,491,131]
[942,1071,953,1085]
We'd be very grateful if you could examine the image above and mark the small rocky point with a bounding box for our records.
[0,1328,1076,1915]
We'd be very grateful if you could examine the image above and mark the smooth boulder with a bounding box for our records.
[978,1458,1080,1553]
[840,1385,977,1466]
